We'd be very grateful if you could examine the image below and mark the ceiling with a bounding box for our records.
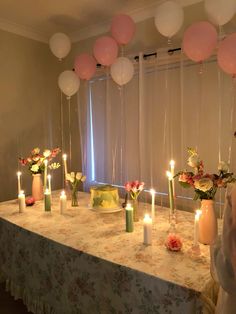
[0,0,203,43]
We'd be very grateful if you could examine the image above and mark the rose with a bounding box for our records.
[194,177,213,192]
[179,173,189,182]
[165,234,182,252]
[31,147,40,155]
[187,154,200,168]
[218,161,229,173]
[31,164,39,173]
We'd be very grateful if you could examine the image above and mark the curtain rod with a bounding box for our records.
[95,47,181,68]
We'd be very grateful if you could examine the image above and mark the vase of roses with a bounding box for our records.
[19,147,60,201]
[66,172,86,206]
[175,148,235,245]
[125,180,144,222]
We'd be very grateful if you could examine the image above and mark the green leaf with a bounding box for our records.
[179,181,191,188]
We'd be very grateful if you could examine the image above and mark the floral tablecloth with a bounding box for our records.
[0,191,218,314]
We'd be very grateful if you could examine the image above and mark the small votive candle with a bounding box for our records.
[143,214,152,245]
[125,203,134,232]
[44,188,51,212]
[194,209,202,246]
[18,190,25,213]
[60,190,67,214]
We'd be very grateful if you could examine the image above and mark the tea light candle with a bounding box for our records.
[150,189,155,224]
[166,171,175,215]
[18,190,25,213]
[143,214,152,245]
[170,160,175,197]
[62,154,68,179]
[17,171,22,194]
[44,188,51,212]
[60,190,67,214]
[44,159,48,191]
[194,209,202,246]
[47,174,51,193]
[125,203,134,232]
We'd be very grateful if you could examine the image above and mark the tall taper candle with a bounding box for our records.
[143,214,152,245]
[47,174,51,193]
[166,171,175,215]
[60,190,67,214]
[44,159,48,191]
[150,189,155,224]
[194,210,202,246]
[62,154,68,180]
[125,203,134,232]
[44,188,51,212]
[18,190,25,213]
[170,160,175,197]
[17,171,22,194]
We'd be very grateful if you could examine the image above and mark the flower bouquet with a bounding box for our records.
[175,148,235,201]
[125,180,144,221]
[19,147,61,200]
[19,147,61,174]
[66,172,86,206]
[175,148,236,244]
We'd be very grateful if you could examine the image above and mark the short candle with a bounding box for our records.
[60,190,67,214]
[125,203,134,232]
[143,214,152,245]
[18,190,25,213]
[44,188,51,212]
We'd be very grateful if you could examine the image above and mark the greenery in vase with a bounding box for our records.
[124,180,145,200]
[175,147,236,200]
[19,147,61,174]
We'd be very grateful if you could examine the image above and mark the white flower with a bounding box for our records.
[70,172,75,179]
[49,162,60,170]
[66,173,74,183]
[43,149,51,158]
[194,178,213,192]
[218,161,229,173]
[76,172,82,181]
[187,154,200,168]
[31,164,39,173]
[81,175,86,182]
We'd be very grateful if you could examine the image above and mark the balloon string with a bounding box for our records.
[119,85,124,184]
[228,77,236,165]
[68,97,72,171]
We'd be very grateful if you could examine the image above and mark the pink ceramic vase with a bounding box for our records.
[32,174,43,201]
[198,199,218,245]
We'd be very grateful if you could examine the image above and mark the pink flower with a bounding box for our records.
[165,233,182,252]
[19,158,27,166]
[179,173,189,182]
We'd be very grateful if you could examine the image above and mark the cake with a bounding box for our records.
[90,185,120,211]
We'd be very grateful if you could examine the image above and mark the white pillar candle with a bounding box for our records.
[44,159,48,191]
[150,189,155,225]
[47,174,51,193]
[17,171,22,194]
[62,154,68,180]
[143,214,152,245]
[194,209,202,246]
[170,160,175,197]
[18,190,25,213]
[60,190,67,214]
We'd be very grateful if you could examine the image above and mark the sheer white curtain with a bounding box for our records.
[78,50,236,213]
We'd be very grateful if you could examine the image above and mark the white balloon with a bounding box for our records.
[58,71,80,98]
[154,1,184,38]
[110,57,134,86]
[205,0,236,26]
[49,33,71,60]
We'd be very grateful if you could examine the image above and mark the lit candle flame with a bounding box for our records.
[166,171,173,179]
[170,160,175,168]
[62,154,67,161]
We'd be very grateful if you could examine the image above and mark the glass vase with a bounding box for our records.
[71,188,78,207]
[132,198,139,222]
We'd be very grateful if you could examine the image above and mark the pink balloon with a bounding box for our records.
[111,14,136,45]
[93,36,118,66]
[218,33,236,76]
[183,21,217,62]
[74,53,96,80]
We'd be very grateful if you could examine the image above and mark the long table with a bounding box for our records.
[0,191,218,314]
